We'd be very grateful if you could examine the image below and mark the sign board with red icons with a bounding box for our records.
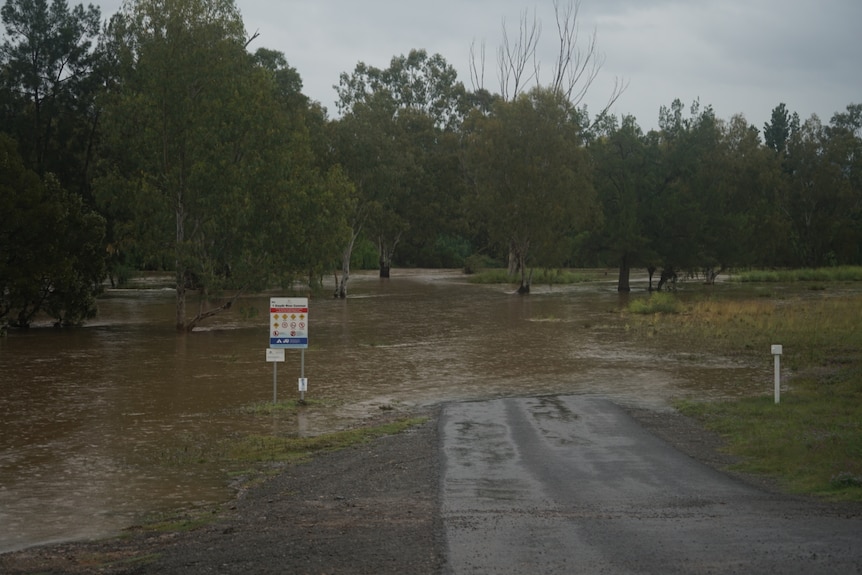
[269,297,308,349]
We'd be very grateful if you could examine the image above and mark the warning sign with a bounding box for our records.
[270,297,308,349]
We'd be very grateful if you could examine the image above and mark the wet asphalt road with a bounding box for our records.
[439,395,862,574]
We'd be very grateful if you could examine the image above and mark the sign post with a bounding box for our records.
[269,298,309,403]
[266,348,285,403]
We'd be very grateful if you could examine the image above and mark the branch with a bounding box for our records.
[497,9,540,101]
[244,29,260,49]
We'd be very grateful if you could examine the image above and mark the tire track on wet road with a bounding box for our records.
[440,395,862,574]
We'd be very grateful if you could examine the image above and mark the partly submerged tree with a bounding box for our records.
[332,49,467,294]
[97,0,342,330]
[0,134,106,329]
[588,114,655,292]
[464,88,598,293]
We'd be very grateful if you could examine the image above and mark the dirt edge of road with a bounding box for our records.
[1,401,859,574]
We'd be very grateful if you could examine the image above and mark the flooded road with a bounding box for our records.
[0,270,768,552]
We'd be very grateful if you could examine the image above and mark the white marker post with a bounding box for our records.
[771,344,783,404]
[266,348,286,403]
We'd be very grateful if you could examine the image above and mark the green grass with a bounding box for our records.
[222,417,427,465]
[627,292,682,314]
[677,375,862,500]
[158,416,427,470]
[467,267,604,285]
[732,266,862,283]
[239,398,329,415]
[628,291,862,501]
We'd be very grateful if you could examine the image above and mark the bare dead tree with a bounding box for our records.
[547,0,628,122]
[469,0,627,118]
[468,39,487,92]
[497,9,540,101]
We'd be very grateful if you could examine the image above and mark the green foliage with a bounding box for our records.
[463,87,599,292]
[351,237,378,270]
[0,0,103,193]
[467,269,516,284]
[96,0,350,329]
[0,135,106,327]
[463,253,501,275]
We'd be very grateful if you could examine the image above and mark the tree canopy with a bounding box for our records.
[1,0,860,332]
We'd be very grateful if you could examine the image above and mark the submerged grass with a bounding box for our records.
[139,415,428,536]
[222,417,427,466]
[625,288,862,501]
[160,415,427,472]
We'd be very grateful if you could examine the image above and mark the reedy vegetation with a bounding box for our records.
[625,279,862,501]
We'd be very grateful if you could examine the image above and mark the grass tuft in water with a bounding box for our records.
[627,292,682,315]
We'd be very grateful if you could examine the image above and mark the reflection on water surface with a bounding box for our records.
[0,270,767,552]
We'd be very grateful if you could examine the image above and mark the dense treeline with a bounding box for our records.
[1,0,860,330]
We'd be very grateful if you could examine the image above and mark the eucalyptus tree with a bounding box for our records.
[464,87,598,293]
[717,114,786,268]
[825,103,862,264]
[0,0,103,198]
[643,99,723,288]
[332,49,467,293]
[97,0,339,330]
[465,0,622,292]
[588,114,656,291]
[779,113,858,267]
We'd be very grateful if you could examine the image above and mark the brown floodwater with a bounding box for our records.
[0,269,770,552]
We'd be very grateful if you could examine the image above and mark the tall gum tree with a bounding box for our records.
[97,0,331,330]
[332,49,467,293]
[0,0,102,189]
[588,114,655,292]
[467,0,623,293]
[464,87,598,293]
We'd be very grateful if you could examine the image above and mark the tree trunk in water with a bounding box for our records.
[517,261,532,294]
[175,271,186,331]
[657,268,676,292]
[335,257,350,299]
[175,198,186,331]
[377,235,399,279]
[335,229,358,299]
[617,255,631,292]
[647,266,656,292]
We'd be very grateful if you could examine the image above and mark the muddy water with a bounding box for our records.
[0,270,768,552]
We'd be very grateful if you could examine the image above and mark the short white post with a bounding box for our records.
[771,344,783,404]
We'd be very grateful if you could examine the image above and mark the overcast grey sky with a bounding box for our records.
[98,0,861,131]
